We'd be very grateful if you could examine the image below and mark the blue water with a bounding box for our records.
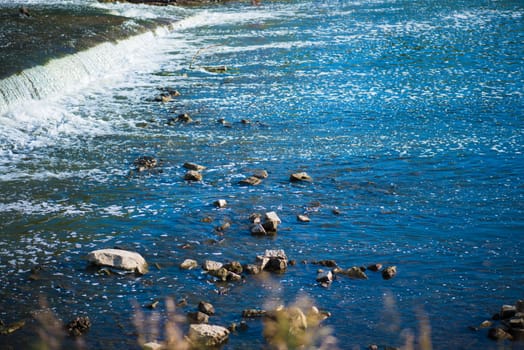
[0,0,523,349]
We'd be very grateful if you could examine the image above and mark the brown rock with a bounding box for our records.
[187,311,209,324]
[198,301,215,316]
[382,266,397,280]
[184,170,202,181]
[290,172,312,182]
[183,162,206,171]
[180,259,198,270]
[297,214,310,222]
[188,324,229,347]
[367,263,383,272]
[239,176,262,186]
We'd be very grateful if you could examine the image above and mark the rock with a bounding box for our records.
[188,324,229,347]
[66,316,91,336]
[198,301,215,316]
[314,260,338,268]
[382,266,397,280]
[19,6,30,17]
[488,327,513,341]
[142,341,164,350]
[258,249,288,272]
[176,113,193,123]
[187,311,209,324]
[239,176,262,186]
[244,264,261,275]
[479,320,493,328]
[253,169,268,179]
[227,271,242,281]
[297,214,310,222]
[203,66,227,73]
[133,156,158,172]
[180,259,198,270]
[516,300,524,313]
[87,248,148,275]
[250,223,268,236]
[214,199,227,208]
[184,170,202,181]
[290,172,313,182]
[262,211,281,233]
[209,267,229,281]
[224,261,243,274]
[367,263,383,272]
[249,213,262,224]
[500,305,517,319]
[346,266,368,279]
[316,270,334,286]
[183,162,206,171]
[202,260,223,272]
[242,309,267,318]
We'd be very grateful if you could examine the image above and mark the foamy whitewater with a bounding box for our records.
[0,0,523,349]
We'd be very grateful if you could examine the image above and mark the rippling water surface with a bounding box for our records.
[0,0,523,349]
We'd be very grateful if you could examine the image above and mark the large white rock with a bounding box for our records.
[189,324,229,347]
[87,248,148,275]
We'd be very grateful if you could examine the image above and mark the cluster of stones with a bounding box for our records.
[473,300,524,342]
[314,261,396,287]
[250,211,281,236]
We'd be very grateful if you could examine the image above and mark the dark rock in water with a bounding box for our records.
[257,249,288,272]
[239,176,262,186]
[184,170,203,181]
[382,265,397,280]
[198,301,215,316]
[488,327,513,341]
[261,211,281,234]
[313,260,338,268]
[133,156,159,172]
[187,311,209,324]
[335,266,368,279]
[224,261,243,274]
[516,300,524,313]
[250,223,268,236]
[66,316,91,337]
[290,171,313,182]
[242,309,267,318]
[0,320,25,335]
[209,267,229,281]
[316,270,334,286]
[244,264,261,275]
[19,6,30,17]
[367,263,383,272]
[500,305,517,319]
[183,162,206,171]
[168,113,193,125]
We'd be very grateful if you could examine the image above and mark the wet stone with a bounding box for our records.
[184,170,202,181]
[290,171,313,182]
[66,316,91,337]
[180,259,198,270]
[183,162,206,171]
[202,260,223,272]
[187,311,209,324]
[198,301,215,316]
[188,324,230,347]
[382,266,397,280]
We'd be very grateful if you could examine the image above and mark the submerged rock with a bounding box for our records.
[133,156,159,172]
[187,311,209,324]
[87,248,148,275]
[66,316,91,337]
[188,324,230,347]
